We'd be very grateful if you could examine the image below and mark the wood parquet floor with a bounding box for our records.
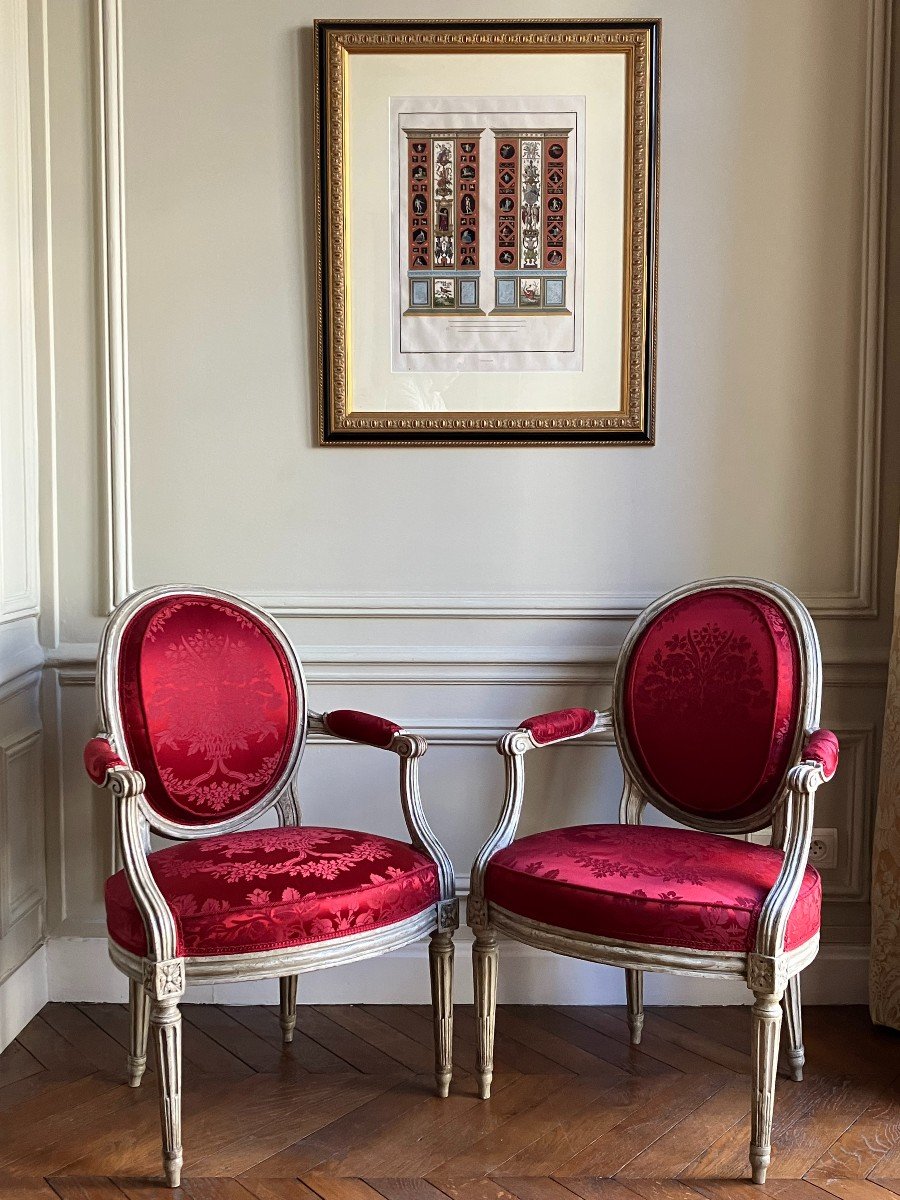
[0,1003,897,1200]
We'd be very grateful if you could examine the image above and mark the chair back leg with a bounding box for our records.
[472,928,499,1099]
[749,988,784,1185]
[428,931,454,1097]
[279,975,298,1045]
[783,974,805,1081]
[625,969,644,1045]
[128,978,150,1087]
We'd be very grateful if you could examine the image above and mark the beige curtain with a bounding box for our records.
[870,537,900,1029]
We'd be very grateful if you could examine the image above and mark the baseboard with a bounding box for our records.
[45,935,869,1006]
[0,943,49,1052]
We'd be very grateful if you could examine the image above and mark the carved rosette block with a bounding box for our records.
[747,953,789,996]
[143,957,185,1001]
[437,897,459,931]
[466,893,489,932]
[473,927,499,1099]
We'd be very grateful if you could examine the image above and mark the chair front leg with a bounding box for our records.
[128,978,150,1086]
[749,988,784,1185]
[429,930,454,1097]
[625,969,644,1046]
[279,975,298,1045]
[144,958,185,1189]
[472,928,499,1099]
[783,974,804,1081]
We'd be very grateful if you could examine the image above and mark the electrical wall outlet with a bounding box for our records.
[809,828,838,870]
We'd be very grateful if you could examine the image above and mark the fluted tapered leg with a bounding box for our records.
[128,977,150,1086]
[473,928,498,1100]
[783,974,804,1081]
[625,969,644,1046]
[151,996,183,1188]
[750,990,783,1185]
[279,975,298,1045]
[428,930,454,1097]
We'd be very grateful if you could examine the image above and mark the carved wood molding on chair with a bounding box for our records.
[85,584,457,1188]
[467,576,839,1186]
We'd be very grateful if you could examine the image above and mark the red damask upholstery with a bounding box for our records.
[802,729,839,780]
[84,736,126,785]
[485,824,821,953]
[116,595,298,826]
[106,825,439,957]
[521,708,596,745]
[324,709,401,749]
[622,588,801,821]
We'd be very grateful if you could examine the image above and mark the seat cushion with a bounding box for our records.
[484,824,821,953]
[106,826,439,957]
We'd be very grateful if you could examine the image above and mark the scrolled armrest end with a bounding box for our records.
[84,735,126,786]
[801,729,839,781]
[322,708,402,750]
[520,707,597,745]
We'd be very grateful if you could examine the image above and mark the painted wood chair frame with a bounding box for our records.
[467,577,838,1185]
[86,585,458,1188]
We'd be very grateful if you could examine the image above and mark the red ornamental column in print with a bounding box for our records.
[495,136,518,270]
[543,135,567,270]
[408,138,431,270]
[457,136,479,269]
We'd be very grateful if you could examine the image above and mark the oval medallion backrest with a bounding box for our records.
[613,578,822,833]
[98,586,307,838]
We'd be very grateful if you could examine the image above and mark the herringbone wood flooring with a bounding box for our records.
[0,1003,897,1199]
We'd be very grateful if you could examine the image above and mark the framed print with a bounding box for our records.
[315,19,660,446]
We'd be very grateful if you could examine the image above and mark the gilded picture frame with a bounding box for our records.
[315,19,660,446]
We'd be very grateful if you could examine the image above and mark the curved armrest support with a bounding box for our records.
[752,743,836,983]
[467,709,612,928]
[83,735,180,965]
[310,710,455,915]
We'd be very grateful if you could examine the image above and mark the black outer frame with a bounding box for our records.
[315,18,661,447]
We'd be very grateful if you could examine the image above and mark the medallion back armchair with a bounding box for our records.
[468,578,839,1185]
[84,586,457,1188]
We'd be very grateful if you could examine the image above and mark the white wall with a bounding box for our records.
[31,0,900,1004]
[0,0,46,1048]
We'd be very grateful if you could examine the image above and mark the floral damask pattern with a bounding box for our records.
[106,826,439,957]
[118,596,297,825]
[485,824,821,953]
[623,589,801,820]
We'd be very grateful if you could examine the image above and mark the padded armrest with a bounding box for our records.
[84,736,127,785]
[520,707,597,745]
[801,729,839,781]
[322,709,402,750]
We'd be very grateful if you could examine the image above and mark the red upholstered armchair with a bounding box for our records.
[467,578,838,1186]
[85,586,456,1188]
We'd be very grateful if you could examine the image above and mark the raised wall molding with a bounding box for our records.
[93,0,890,622]
[0,727,43,938]
[45,641,888,689]
[819,727,877,904]
[0,0,39,625]
[96,0,133,610]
